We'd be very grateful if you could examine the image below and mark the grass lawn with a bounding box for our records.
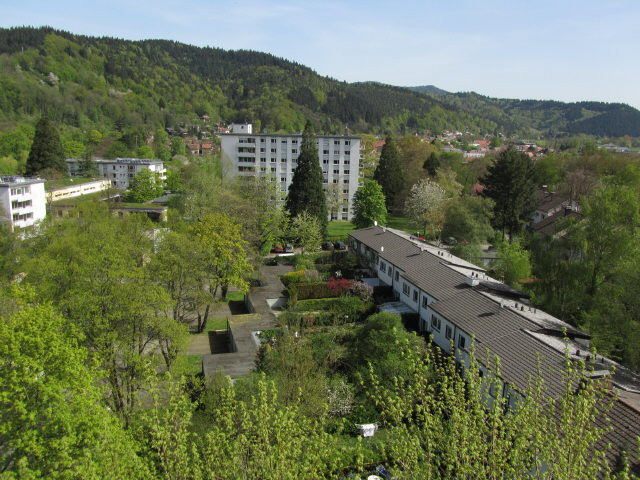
[45,176,99,190]
[386,214,413,233]
[225,290,245,302]
[207,317,228,331]
[171,354,203,377]
[327,221,355,240]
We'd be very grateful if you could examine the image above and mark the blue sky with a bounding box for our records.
[2,0,640,108]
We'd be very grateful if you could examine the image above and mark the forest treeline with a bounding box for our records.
[1,25,640,150]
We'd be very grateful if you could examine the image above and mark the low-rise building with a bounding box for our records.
[46,179,112,203]
[66,158,166,189]
[0,176,46,231]
[349,225,640,471]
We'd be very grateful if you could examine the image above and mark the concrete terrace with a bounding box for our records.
[201,264,292,379]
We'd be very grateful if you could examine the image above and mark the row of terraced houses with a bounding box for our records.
[349,225,640,474]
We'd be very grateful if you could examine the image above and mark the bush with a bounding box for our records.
[327,277,352,294]
[280,270,320,287]
[288,281,342,303]
[350,281,373,301]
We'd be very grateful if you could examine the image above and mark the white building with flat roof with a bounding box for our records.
[0,176,46,231]
[66,158,166,189]
[220,129,361,220]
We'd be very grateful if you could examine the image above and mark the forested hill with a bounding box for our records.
[408,86,640,138]
[0,26,493,136]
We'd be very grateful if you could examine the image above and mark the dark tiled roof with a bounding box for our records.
[597,397,640,475]
[429,289,532,343]
[531,209,582,236]
[535,189,569,213]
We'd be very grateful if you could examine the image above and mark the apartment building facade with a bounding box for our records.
[220,128,360,220]
[0,176,46,231]
[66,158,166,189]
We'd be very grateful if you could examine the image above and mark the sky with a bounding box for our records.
[2,0,640,108]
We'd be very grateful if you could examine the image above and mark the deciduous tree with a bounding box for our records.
[404,178,448,239]
[352,179,387,229]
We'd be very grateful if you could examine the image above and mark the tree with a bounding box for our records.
[404,178,448,239]
[442,195,494,244]
[190,212,253,300]
[0,288,148,478]
[495,240,532,286]
[423,152,440,177]
[325,182,344,219]
[374,135,405,210]
[77,153,99,177]
[480,147,536,240]
[288,211,322,253]
[352,179,387,229]
[25,116,66,175]
[285,121,327,236]
[126,168,164,203]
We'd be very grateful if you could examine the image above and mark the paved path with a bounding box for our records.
[186,302,233,356]
[200,264,292,379]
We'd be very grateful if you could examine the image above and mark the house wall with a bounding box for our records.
[47,180,111,202]
[0,180,46,231]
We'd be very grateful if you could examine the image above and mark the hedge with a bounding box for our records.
[288,282,343,303]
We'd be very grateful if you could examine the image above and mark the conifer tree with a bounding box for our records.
[480,146,536,240]
[285,121,327,236]
[374,135,404,210]
[423,152,440,177]
[25,116,66,175]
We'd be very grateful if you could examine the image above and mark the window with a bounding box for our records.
[281,177,286,182]
[395,271,399,281]
[271,167,276,172]
[260,138,266,143]
[333,169,340,174]
[323,159,329,164]
[292,149,297,153]
[281,139,287,143]
[260,147,265,152]
[292,139,298,144]
[323,149,329,154]
[271,158,276,163]
[271,139,276,143]
[343,179,349,184]
[342,215,348,220]
[345,150,351,156]
[344,160,350,165]
[431,315,441,331]
[380,261,386,273]
[342,207,348,212]
[458,336,466,348]
[445,325,453,340]
[413,290,418,302]
[334,140,340,145]
[422,297,428,308]
[345,140,351,146]
[344,170,350,175]
[271,148,276,153]
[333,179,338,184]
[333,159,340,165]
[281,158,287,163]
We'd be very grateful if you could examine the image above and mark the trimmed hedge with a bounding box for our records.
[288,282,342,303]
[280,270,320,287]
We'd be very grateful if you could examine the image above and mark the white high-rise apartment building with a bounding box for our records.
[0,176,46,231]
[220,126,360,220]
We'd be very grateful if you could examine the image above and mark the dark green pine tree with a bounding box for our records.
[423,152,440,177]
[285,121,328,236]
[373,135,405,211]
[25,117,66,175]
[480,146,536,240]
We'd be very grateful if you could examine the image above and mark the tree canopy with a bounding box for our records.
[374,136,405,210]
[352,179,387,229]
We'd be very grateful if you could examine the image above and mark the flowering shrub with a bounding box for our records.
[327,277,352,294]
[350,280,373,301]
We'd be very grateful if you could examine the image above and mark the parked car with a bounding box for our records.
[284,244,294,253]
[271,245,285,254]
[444,237,458,246]
[333,241,347,250]
[322,241,334,251]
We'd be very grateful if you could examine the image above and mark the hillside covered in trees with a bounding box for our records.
[0,26,494,138]
[408,86,640,138]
